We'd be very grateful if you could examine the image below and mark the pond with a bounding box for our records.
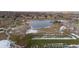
[31,20,53,29]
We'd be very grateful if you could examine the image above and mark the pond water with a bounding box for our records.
[31,20,53,29]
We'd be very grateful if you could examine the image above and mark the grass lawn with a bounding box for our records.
[29,39,79,48]
[10,34,79,48]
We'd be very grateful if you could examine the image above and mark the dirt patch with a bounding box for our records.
[0,33,7,40]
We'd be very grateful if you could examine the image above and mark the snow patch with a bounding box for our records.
[26,29,38,34]
[0,40,11,48]
[59,26,67,33]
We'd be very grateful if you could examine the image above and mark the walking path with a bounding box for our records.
[71,33,79,38]
[32,33,79,40]
[32,37,76,40]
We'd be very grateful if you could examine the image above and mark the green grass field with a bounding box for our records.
[28,39,79,48]
[10,34,79,48]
